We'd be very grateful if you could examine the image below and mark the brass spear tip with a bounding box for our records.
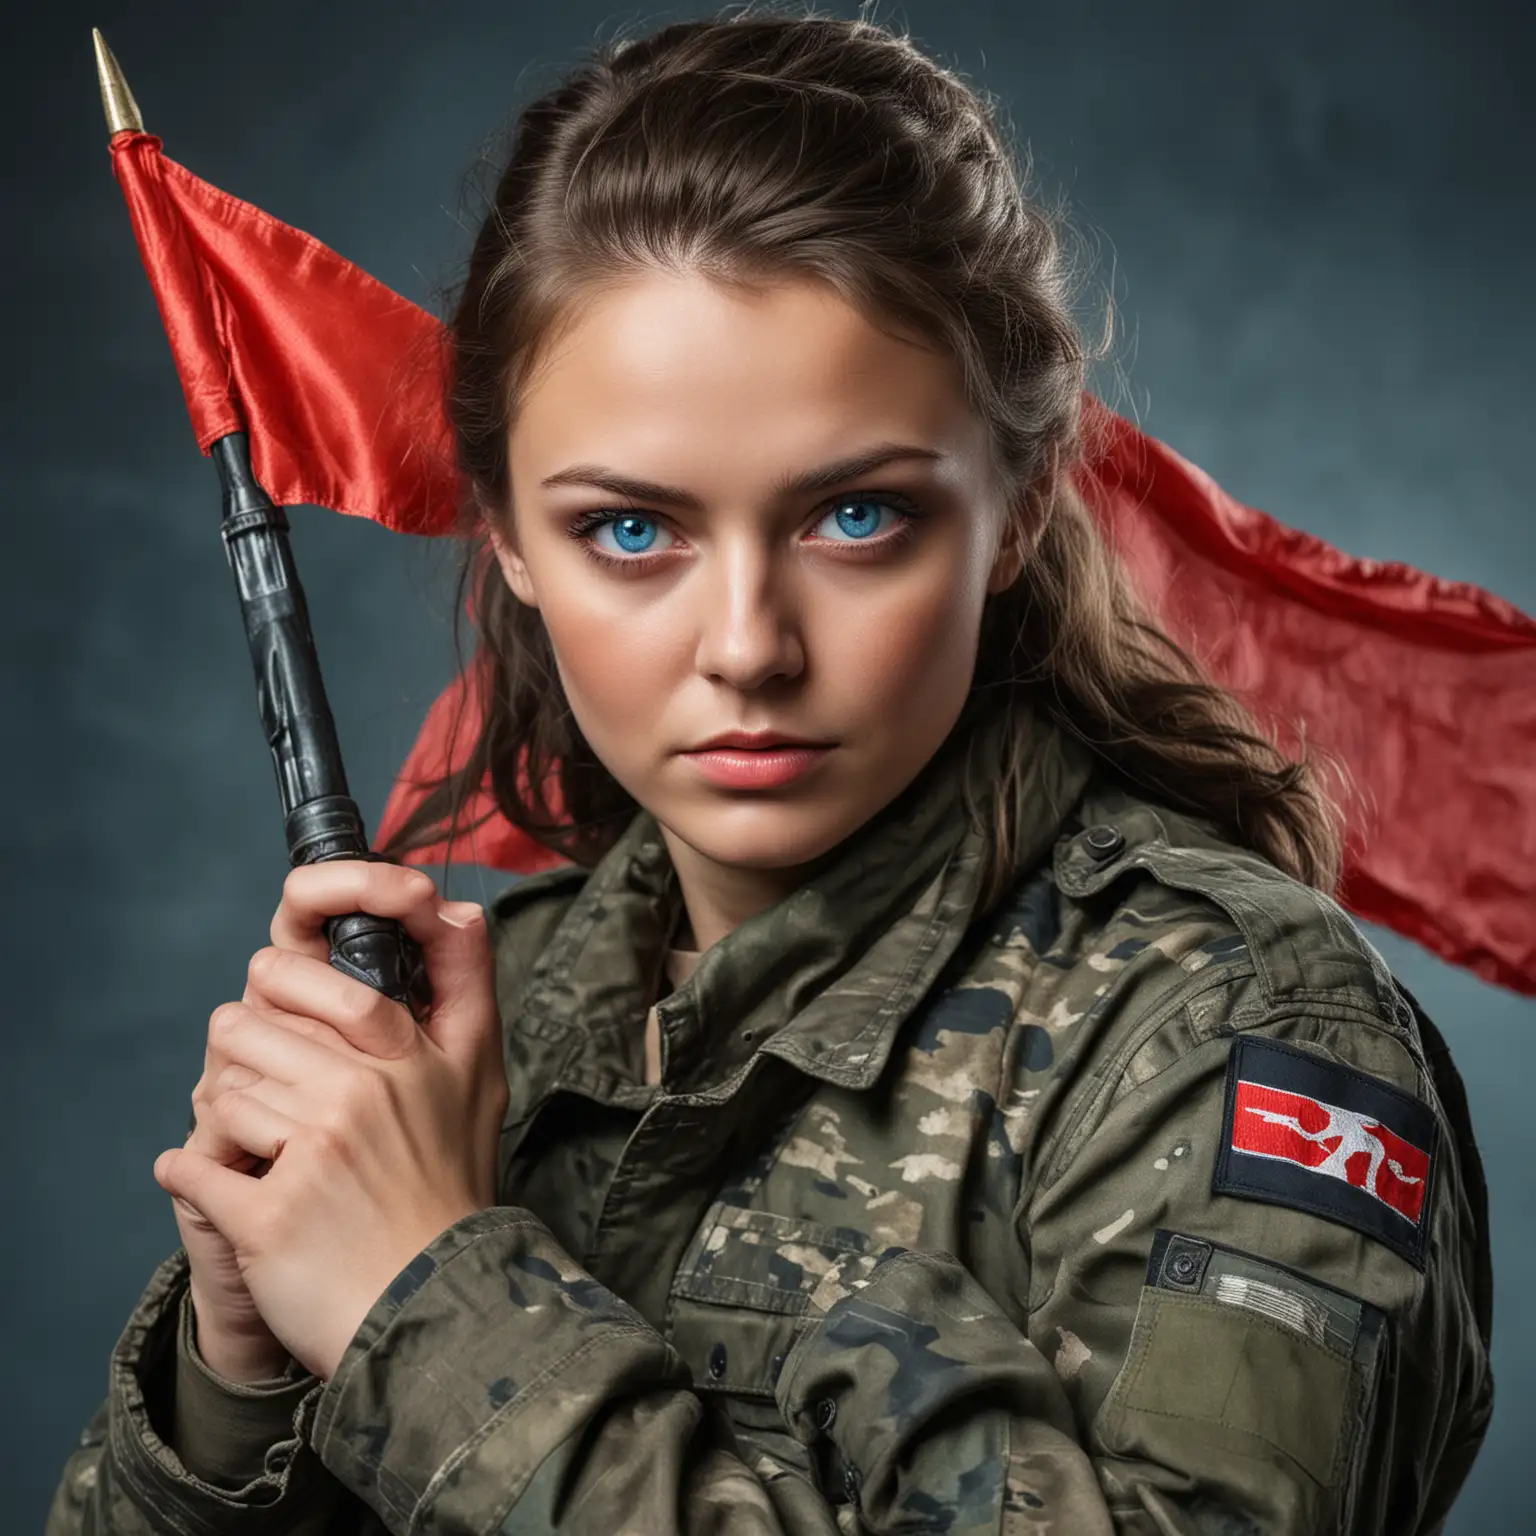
[93,28,144,136]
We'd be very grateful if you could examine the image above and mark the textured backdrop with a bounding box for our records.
[5,1,1530,1526]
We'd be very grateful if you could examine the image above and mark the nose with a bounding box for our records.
[692,537,805,691]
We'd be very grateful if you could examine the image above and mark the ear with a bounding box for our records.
[986,463,1055,595]
[483,510,539,609]
[986,501,1040,594]
[986,521,1027,594]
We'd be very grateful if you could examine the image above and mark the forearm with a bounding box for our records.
[311,1208,786,1534]
[312,1210,1122,1535]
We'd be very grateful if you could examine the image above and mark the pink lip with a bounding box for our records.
[682,744,834,789]
[689,730,833,751]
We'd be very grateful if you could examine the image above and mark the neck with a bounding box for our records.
[659,826,830,953]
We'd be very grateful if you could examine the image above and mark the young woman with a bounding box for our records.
[50,12,1492,1534]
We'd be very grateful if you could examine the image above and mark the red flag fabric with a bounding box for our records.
[109,132,1536,993]
[109,131,458,534]
[372,652,572,877]
[1076,396,1536,997]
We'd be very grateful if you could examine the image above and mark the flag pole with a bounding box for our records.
[94,30,429,1022]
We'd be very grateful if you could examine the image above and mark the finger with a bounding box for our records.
[214,1062,261,1094]
[208,1087,302,1165]
[418,900,497,1063]
[202,999,354,1105]
[192,1065,303,1166]
[189,1064,267,1168]
[154,1146,257,1243]
[209,1067,304,1123]
[196,1005,349,1164]
[185,1120,265,1176]
[270,860,440,959]
[245,947,417,1060]
[209,999,360,1088]
[270,862,493,1063]
[219,995,364,1064]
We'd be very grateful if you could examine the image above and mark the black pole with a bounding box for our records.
[211,431,430,1022]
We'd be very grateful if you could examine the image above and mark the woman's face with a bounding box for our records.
[491,270,1023,876]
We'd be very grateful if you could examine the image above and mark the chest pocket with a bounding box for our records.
[666,1201,875,1400]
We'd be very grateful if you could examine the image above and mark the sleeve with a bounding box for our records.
[306,1206,1119,1535]
[45,1248,365,1536]
[1022,1014,1494,1535]
[169,1288,319,1494]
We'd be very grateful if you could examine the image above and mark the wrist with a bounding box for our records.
[186,1291,295,1384]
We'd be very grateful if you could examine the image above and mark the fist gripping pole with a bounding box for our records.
[94,31,430,1022]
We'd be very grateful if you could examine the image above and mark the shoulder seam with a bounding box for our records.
[1062,832,1401,1021]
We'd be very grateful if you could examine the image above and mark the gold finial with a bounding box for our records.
[93,28,144,136]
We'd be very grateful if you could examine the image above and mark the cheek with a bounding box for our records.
[533,578,686,759]
[813,545,988,719]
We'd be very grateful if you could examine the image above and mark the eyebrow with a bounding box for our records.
[538,442,946,509]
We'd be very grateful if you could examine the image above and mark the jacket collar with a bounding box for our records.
[509,699,1096,1103]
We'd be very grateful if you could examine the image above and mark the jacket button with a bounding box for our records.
[708,1342,728,1380]
[1169,1251,1201,1283]
[770,1351,787,1383]
[814,1397,838,1432]
[1084,824,1125,859]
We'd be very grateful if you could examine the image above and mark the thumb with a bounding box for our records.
[154,1146,254,1244]
[421,901,498,1059]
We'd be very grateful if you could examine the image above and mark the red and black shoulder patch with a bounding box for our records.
[1212,1036,1437,1270]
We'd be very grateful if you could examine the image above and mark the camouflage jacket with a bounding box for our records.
[48,705,1493,1534]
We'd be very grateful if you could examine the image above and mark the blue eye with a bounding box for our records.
[591,514,674,556]
[813,499,902,542]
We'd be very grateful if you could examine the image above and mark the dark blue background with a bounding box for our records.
[6,2,1531,1526]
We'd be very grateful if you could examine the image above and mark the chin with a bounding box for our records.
[659,793,872,873]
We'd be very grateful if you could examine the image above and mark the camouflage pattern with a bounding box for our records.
[48,703,1493,1533]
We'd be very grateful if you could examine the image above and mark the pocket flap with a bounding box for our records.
[672,1203,874,1316]
[668,1203,875,1400]
[1094,1229,1387,1501]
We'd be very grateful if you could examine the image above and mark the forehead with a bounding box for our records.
[508,270,986,484]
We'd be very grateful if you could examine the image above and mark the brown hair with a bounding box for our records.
[382,4,1350,909]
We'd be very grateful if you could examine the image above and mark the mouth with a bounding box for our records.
[679,733,837,790]
[685,730,837,753]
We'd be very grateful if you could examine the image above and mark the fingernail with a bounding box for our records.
[439,901,484,929]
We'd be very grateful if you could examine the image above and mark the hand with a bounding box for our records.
[176,869,430,1380]
[155,861,508,1381]
[169,1150,290,1382]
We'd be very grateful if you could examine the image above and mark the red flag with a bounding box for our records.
[108,133,1536,993]
[1078,395,1536,996]
[109,131,458,535]
[371,651,571,877]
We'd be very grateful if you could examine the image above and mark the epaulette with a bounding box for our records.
[1052,786,1403,1020]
